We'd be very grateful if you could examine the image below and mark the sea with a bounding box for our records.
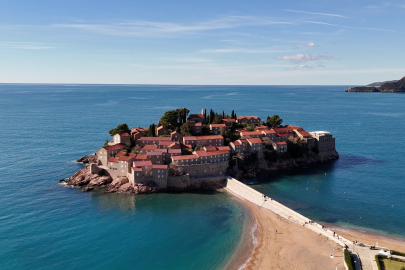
[0,84,404,270]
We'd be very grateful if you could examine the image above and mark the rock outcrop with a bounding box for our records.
[76,155,98,164]
[62,167,112,187]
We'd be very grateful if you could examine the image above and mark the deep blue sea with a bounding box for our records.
[1,84,404,269]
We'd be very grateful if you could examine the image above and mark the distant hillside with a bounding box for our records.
[366,80,398,87]
[345,76,405,92]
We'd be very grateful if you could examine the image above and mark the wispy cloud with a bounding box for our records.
[284,9,347,18]
[53,16,295,37]
[303,42,315,47]
[0,41,55,50]
[200,48,286,53]
[275,54,338,63]
[299,20,399,33]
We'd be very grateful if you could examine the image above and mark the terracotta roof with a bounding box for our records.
[194,150,209,157]
[183,144,192,149]
[134,154,148,160]
[296,130,311,137]
[238,139,248,143]
[139,137,172,141]
[153,165,168,169]
[103,143,127,151]
[156,126,167,131]
[275,141,287,145]
[171,131,182,135]
[154,149,168,153]
[183,135,223,141]
[115,152,127,157]
[171,154,198,161]
[168,149,182,154]
[142,144,158,150]
[273,127,294,133]
[169,142,180,148]
[134,160,153,167]
[118,133,130,137]
[210,124,226,128]
[287,125,302,130]
[188,114,204,119]
[247,138,262,144]
[147,151,164,156]
[133,167,143,172]
[276,133,294,137]
[222,118,236,122]
[216,146,230,151]
[231,141,241,146]
[108,158,118,162]
[118,156,133,162]
[240,131,262,136]
[203,146,217,151]
[194,123,202,127]
[262,130,276,134]
[128,153,137,158]
[159,141,175,146]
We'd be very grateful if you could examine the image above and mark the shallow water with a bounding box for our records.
[1,84,404,269]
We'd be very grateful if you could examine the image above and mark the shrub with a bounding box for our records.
[392,250,405,257]
[344,249,355,270]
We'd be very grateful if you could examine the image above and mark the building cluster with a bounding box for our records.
[96,112,336,189]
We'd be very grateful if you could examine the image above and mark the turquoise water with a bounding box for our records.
[0,84,405,269]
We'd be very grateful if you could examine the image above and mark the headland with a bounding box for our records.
[345,75,405,92]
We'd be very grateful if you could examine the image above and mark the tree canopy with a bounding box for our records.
[159,108,190,129]
[266,115,283,128]
[109,123,130,136]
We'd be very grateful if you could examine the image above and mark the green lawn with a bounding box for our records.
[380,258,405,270]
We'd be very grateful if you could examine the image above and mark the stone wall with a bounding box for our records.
[167,175,225,191]
[176,161,228,178]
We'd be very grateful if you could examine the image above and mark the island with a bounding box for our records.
[345,76,405,92]
[61,108,339,193]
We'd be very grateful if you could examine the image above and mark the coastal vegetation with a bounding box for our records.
[345,76,405,92]
[376,255,405,270]
[344,249,355,270]
[109,123,130,136]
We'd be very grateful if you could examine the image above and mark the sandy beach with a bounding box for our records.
[231,192,405,270]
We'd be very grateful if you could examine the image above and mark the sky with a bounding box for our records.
[0,0,404,85]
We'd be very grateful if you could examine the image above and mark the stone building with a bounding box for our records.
[183,135,224,148]
[209,124,226,135]
[138,137,172,146]
[239,130,263,139]
[273,141,287,153]
[187,114,205,123]
[309,132,337,157]
[112,133,131,146]
[170,131,183,142]
[156,126,169,136]
[97,143,127,166]
[236,116,261,125]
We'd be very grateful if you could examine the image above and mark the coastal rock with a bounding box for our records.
[64,168,92,186]
[345,87,379,92]
[88,175,113,186]
[76,155,98,164]
[345,76,405,92]
[118,183,135,193]
[106,176,130,193]
[82,186,94,192]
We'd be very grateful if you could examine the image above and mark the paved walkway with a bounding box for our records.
[225,177,392,270]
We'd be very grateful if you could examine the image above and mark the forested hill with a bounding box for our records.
[345,76,405,92]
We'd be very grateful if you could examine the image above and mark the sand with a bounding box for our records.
[241,199,345,270]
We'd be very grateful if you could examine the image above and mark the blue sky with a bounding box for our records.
[0,0,404,85]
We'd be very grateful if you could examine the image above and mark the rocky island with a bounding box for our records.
[345,76,405,92]
[62,109,339,193]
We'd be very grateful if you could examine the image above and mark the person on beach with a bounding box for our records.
[275,229,277,234]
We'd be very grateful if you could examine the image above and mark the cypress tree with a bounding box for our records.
[222,111,225,119]
[231,110,235,119]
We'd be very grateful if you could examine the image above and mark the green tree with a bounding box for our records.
[266,115,283,128]
[212,114,223,124]
[159,110,179,129]
[109,123,130,136]
[231,110,235,119]
[180,121,192,136]
[104,139,110,146]
[177,108,190,126]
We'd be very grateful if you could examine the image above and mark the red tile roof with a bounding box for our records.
[171,131,182,135]
[247,138,262,144]
[231,141,241,146]
[134,154,148,160]
[133,167,143,172]
[287,125,302,130]
[134,160,153,167]
[296,130,311,137]
[118,156,133,162]
[119,133,130,137]
[171,154,198,161]
[183,135,223,141]
[262,130,276,134]
[188,114,204,119]
[128,153,137,158]
[147,151,164,156]
[154,149,168,153]
[115,152,127,157]
[156,126,167,131]
[203,146,217,151]
[273,127,294,133]
[276,133,294,137]
[108,158,118,162]
[152,165,168,169]
[168,149,182,154]
[210,124,226,128]
[275,141,287,145]
[142,144,158,150]
[222,118,236,122]
[194,150,209,157]
[195,123,202,127]
[159,141,175,146]
[139,137,172,141]
[216,146,230,151]
[103,143,127,151]
[240,131,262,136]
